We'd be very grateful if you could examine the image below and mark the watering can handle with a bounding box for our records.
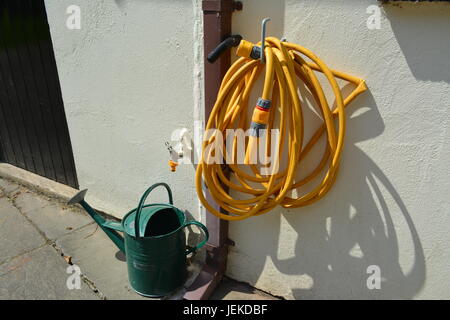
[183,221,209,255]
[135,183,173,238]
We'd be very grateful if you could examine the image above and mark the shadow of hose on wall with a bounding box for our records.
[227,90,425,299]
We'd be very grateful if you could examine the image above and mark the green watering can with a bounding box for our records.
[68,182,209,297]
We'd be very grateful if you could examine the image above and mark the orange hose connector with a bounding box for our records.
[169,160,178,172]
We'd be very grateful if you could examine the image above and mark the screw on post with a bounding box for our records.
[260,18,271,64]
[165,141,174,154]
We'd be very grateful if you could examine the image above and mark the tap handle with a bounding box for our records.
[207,35,242,63]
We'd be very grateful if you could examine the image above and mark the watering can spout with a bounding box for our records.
[68,189,125,252]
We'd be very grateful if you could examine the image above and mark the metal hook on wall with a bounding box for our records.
[260,17,271,64]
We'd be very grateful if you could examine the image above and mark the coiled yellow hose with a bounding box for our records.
[196,37,367,221]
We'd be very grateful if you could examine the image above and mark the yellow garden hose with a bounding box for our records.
[196,37,367,221]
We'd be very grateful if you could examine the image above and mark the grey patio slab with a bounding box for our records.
[0,245,99,300]
[0,178,20,196]
[14,191,92,240]
[0,197,47,265]
[13,191,50,214]
[55,223,149,300]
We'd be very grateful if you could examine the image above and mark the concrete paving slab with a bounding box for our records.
[0,178,20,195]
[211,277,279,300]
[55,223,148,300]
[0,197,47,265]
[0,245,99,299]
[13,191,50,214]
[14,192,92,240]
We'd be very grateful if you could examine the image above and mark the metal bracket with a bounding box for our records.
[202,0,242,13]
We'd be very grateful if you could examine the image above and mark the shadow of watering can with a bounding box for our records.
[67,182,209,297]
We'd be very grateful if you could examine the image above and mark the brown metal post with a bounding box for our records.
[183,0,242,300]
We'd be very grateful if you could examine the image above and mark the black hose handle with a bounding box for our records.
[207,35,242,63]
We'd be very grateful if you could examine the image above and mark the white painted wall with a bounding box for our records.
[45,0,450,299]
[228,0,450,299]
[45,0,204,221]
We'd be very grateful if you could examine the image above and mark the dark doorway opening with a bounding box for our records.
[0,0,78,188]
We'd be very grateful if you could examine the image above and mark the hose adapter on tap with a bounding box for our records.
[236,39,262,60]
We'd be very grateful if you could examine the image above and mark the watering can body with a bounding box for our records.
[68,183,208,297]
[124,219,186,297]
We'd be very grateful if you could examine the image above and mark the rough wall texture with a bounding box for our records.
[228,0,450,299]
[45,0,203,220]
[45,0,450,299]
